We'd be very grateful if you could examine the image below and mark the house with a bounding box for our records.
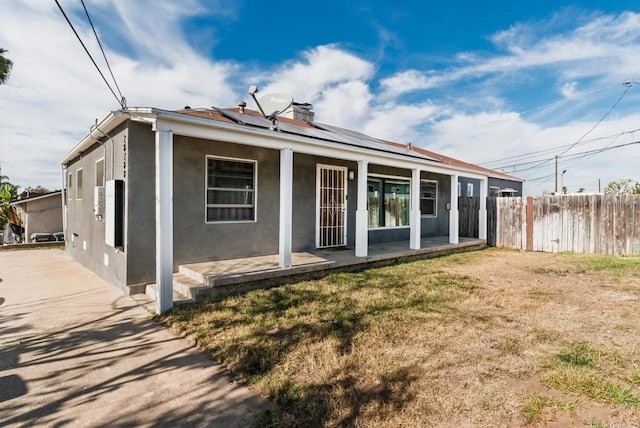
[10,190,64,242]
[60,101,522,313]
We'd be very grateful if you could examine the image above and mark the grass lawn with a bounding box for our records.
[162,248,640,427]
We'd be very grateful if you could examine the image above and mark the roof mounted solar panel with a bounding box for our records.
[215,108,271,129]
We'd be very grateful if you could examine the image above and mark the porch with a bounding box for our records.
[139,236,486,306]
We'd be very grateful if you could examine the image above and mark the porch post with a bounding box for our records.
[479,177,488,240]
[449,174,459,244]
[155,127,174,314]
[355,160,368,257]
[410,168,421,249]
[279,148,293,268]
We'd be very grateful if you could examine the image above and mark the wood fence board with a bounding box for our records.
[489,194,640,256]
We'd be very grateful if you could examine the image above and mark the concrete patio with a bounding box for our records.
[140,236,487,305]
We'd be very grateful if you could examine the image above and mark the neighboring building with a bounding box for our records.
[11,190,63,242]
[60,103,522,311]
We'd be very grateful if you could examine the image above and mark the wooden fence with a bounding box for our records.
[490,194,640,255]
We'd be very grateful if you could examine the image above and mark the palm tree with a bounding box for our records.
[0,47,13,84]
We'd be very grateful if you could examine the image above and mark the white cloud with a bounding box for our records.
[261,45,375,103]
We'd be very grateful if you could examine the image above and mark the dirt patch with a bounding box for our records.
[166,249,640,427]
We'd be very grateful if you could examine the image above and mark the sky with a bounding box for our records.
[1,0,639,196]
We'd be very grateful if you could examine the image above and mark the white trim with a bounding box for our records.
[76,168,83,200]
[155,129,174,314]
[95,157,105,187]
[420,179,438,218]
[479,178,488,240]
[204,155,258,224]
[449,174,459,244]
[410,168,421,250]
[355,160,368,257]
[279,148,293,267]
[315,164,348,248]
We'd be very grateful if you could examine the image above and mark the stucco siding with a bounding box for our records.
[64,123,128,291]
[172,135,281,267]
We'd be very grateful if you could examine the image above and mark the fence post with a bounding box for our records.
[526,196,534,251]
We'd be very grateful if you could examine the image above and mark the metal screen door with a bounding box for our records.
[316,165,347,248]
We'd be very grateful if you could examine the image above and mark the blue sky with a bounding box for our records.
[1,0,639,195]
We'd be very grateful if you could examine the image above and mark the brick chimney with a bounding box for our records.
[280,102,315,122]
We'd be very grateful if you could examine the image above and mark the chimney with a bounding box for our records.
[238,101,246,114]
[280,102,315,122]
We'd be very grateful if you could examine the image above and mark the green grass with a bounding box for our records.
[522,394,577,422]
[545,342,640,407]
[559,253,640,274]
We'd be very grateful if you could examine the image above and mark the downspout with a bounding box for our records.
[61,165,67,247]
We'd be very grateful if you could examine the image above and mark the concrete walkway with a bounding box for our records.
[0,248,270,427]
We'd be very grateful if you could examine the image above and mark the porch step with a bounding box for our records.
[143,273,212,306]
[144,283,193,306]
[173,272,212,302]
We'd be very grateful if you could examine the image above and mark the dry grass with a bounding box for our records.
[163,249,640,427]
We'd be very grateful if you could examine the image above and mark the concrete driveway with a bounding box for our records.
[0,248,270,427]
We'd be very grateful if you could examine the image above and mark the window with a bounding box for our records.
[67,172,73,200]
[489,186,500,197]
[457,182,461,197]
[367,176,410,228]
[206,156,256,222]
[420,180,437,217]
[96,158,105,186]
[76,168,83,200]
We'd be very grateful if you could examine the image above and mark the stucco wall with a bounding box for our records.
[17,194,63,239]
[64,123,128,291]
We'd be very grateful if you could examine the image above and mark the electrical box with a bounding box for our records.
[94,186,105,220]
[105,179,124,248]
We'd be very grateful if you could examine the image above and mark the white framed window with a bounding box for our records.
[466,183,474,197]
[420,179,438,217]
[367,174,410,228]
[76,168,83,200]
[205,156,256,222]
[67,172,73,201]
[457,182,461,197]
[489,186,500,197]
[95,158,105,186]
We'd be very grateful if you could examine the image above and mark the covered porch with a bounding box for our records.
[139,236,486,305]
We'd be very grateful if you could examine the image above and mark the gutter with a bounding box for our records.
[60,107,502,180]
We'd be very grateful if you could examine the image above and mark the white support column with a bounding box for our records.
[449,174,459,244]
[479,178,488,240]
[155,128,174,314]
[355,160,368,257]
[279,148,293,268]
[410,168,421,249]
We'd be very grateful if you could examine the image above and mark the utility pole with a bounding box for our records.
[554,155,558,193]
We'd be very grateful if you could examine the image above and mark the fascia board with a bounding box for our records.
[147,109,490,180]
[59,111,129,165]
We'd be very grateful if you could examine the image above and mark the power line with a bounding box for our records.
[54,0,124,108]
[524,140,640,182]
[481,128,640,168]
[80,0,126,107]
[519,82,634,177]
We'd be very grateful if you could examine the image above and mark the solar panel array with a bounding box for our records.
[214,109,439,163]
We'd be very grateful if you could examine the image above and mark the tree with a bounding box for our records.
[604,179,638,195]
[0,182,20,228]
[0,48,13,84]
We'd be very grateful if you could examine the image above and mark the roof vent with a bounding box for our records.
[281,102,315,122]
[238,101,246,114]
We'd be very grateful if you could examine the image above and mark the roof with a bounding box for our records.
[11,190,62,206]
[60,106,521,183]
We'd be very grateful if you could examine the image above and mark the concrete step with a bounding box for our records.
[144,283,193,306]
[178,264,208,284]
[173,272,211,302]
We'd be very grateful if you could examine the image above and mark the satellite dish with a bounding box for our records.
[258,93,294,118]
[247,85,294,131]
